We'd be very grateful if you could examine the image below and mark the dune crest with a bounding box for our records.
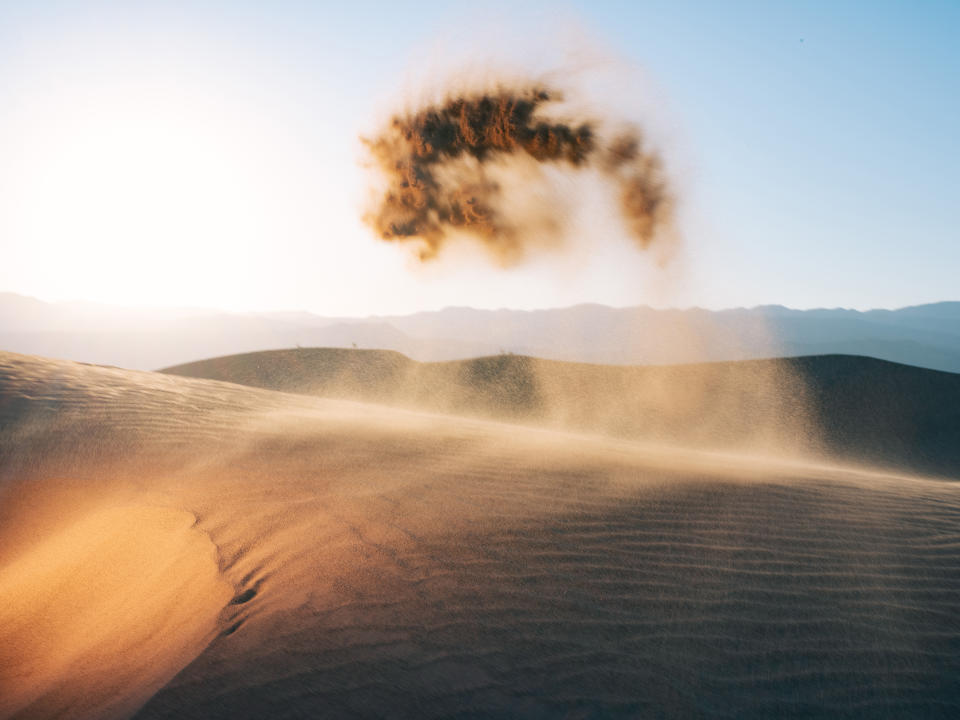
[0,504,232,720]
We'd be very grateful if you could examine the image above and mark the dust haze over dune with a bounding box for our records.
[359,69,820,476]
[163,348,960,479]
[166,348,819,465]
[358,67,831,475]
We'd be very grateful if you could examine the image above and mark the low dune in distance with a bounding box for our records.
[2,350,960,718]
[164,348,960,478]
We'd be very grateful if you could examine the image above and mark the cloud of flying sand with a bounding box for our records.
[363,84,676,263]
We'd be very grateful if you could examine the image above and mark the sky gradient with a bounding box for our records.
[1,0,956,315]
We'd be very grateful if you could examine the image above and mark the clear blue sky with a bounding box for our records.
[0,0,956,314]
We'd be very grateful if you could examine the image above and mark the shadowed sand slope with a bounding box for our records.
[2,351,960,718]
[163,348,960,477]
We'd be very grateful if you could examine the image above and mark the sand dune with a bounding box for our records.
[164,348,960,477]
[2,351,959,718]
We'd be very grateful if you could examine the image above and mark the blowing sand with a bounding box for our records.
[1,350,959,718]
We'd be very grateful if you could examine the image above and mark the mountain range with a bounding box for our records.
[2,292,958,373]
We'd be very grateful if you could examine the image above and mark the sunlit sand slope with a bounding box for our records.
[0,506,230,719]
[1,351,959,718]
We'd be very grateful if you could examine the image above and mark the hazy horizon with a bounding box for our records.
[4,289,959,319]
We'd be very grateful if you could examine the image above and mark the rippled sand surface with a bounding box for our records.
[1,351,958,718]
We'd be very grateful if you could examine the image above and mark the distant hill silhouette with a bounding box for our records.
[164,349,960,479]
[2,293,959,372]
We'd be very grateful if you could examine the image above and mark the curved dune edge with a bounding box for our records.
[0,504,233,720]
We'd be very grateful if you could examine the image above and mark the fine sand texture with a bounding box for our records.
[2,350,960,718]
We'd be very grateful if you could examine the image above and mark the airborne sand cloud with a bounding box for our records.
[359,73,810,461]
[363,84,676,263]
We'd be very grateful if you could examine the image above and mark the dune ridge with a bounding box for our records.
[163,347,960,478]
[1,351,959,718]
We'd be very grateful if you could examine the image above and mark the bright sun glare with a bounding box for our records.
[0,16,358,311]
[11,83,273,306]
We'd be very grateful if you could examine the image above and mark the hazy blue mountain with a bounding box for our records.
[1,292,958,372]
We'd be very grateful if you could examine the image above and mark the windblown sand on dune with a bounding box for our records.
[2,350,960,718]
[163,347,960,477]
